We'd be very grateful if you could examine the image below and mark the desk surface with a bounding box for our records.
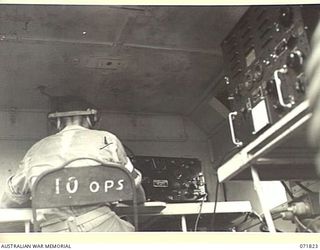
[0,201,252,223]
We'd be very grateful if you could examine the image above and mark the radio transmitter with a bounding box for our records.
[222,6,320,147]
[132,156,206,202]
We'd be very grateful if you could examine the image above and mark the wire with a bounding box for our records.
[234,211,265,232]
[238,211,283,232]
[194,194,208,232]
[294,216,313,233]
[209,146,241,231]
[250,211,265,225]
[222,183,228,202]
[239,212,251,224]
[123,144,136,160]
[281,181,295,200]
[210,180,220,231]
[294,181,314,193]
[305,216,320,232]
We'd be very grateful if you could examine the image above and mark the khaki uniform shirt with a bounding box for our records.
[1,125,140,231]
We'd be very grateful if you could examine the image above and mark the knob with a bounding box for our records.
[287,50,304,72]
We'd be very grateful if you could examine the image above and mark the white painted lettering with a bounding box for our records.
[104,180,114,192]
[66,177,78,194]
[53,178,127,194]
[89,181,100,192]
[116,179,124,190]
[55,178,60,194]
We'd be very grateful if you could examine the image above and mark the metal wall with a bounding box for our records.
[0,108,218,201]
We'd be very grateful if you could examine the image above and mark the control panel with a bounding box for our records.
[222,6,320,147]
[132,156,206,202]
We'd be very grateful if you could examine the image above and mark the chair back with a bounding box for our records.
[31,157,138,232]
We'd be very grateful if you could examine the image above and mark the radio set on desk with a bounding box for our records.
[222,6,320,147]
[132,156,206,202]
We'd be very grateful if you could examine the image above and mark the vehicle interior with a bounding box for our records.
[0,3,319,233]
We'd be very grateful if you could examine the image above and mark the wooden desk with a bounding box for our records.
[0,208,33,233]
[117,201,252,231]
[0,201,252,232]
[115,201,251,215]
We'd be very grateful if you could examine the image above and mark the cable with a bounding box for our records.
[123,144,136,160]
[210,180,220,231]
[194,193,208,232]
[235,211,266,232]
[240,212,251,224]
[209,146,240,231]
[294,216,313,233]
[294,181,314,193]
[237,211,283,232]
[305,216,320,232]
[222,183,228,202]
[250,211,265,225]
[281,181,295,200]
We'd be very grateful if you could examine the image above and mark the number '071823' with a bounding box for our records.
[299,244,318,248]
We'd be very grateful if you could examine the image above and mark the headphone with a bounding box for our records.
[48,109,99,130]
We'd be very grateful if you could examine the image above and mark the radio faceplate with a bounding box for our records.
[132,156,206,202]
[222,6,320,147]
